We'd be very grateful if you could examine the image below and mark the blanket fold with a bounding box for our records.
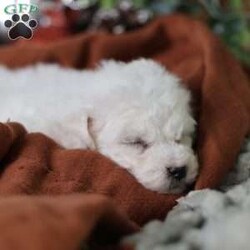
[0,122,179,225]
[0,194,137,250]
[0,14,249,249]
[0,122,26,161]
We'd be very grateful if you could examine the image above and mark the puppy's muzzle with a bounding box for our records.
[167,166,187,181]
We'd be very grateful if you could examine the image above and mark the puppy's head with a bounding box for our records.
[82,59,199,193]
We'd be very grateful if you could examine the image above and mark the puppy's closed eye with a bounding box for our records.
[122,138,149,150]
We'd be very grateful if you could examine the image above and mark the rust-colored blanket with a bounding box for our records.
[0,14,250,249]
[0,193,137,250]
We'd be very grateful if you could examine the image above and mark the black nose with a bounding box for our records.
[167,166,187,181]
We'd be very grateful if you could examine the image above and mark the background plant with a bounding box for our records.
[98,0,250,65]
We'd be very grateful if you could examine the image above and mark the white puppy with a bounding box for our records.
[0,59,198,193]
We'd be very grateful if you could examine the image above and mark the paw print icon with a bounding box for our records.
[4,14,38,40]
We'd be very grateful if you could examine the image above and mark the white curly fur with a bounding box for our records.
[0,59,198,193]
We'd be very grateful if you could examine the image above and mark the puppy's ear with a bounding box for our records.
[82,116,97,150]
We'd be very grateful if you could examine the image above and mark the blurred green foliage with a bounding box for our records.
[99,0,250,65]
[198,0,250,65]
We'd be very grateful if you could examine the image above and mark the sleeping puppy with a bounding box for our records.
[0,59,198,193]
